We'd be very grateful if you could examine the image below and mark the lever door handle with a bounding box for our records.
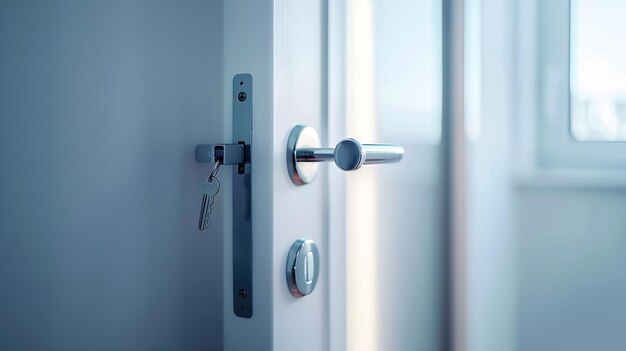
[297,139,404,171]
[287,125,405,185]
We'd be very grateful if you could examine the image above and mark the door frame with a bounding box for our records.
[444,0,467,350]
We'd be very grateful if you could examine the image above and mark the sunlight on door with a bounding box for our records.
[346,0,379,350]
[344,0,444,350]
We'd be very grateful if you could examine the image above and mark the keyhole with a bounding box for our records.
[305,252,314,284]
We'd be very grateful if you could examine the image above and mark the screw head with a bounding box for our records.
[238,92,247,102]
[238,289,248,299]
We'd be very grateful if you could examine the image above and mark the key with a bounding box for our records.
[198,193,210,230]
[198,160,222,231]
[198,177,220,230]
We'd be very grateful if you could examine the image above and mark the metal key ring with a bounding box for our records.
[208,159,222,181]
[209,176,220,196]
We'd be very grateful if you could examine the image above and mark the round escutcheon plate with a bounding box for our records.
[286,125,321,185]
[286,239,320,297]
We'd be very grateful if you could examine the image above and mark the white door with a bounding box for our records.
[222,1,447,350]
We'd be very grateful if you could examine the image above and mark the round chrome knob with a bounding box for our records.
[334,138,366,171]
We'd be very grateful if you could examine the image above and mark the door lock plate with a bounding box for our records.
[194,74,253,318]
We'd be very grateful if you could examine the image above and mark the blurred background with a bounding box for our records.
[342,0,626,350]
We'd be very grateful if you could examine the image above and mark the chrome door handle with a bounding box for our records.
[297,140,404,170]
[287,125,405,185]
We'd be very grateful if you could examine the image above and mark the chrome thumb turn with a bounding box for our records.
[287,125,405,185]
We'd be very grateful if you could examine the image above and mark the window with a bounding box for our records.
[570,0,626,141]
[515,0,626,172]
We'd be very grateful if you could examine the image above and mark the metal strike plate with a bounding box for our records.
[194,74,253,318]
[232,74,253,318]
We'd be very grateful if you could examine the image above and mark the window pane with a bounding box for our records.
[570,0,626,141]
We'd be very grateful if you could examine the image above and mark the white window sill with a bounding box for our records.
[515,169,626,189]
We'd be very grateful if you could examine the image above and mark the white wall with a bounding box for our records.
[515,187,626,351]
[0,1,224,349]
